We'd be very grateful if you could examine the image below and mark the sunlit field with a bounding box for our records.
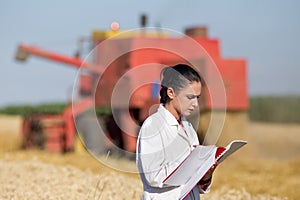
[0,115,299,200]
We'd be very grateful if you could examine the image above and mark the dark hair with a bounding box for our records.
[160,64,202,104]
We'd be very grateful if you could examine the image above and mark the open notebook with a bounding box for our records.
[162,140,247,199]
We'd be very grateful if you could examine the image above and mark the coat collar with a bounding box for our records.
[158,104,186,127]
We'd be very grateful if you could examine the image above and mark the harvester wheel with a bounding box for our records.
[75,113,106,155]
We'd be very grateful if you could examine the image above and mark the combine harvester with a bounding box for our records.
[15,16,248,156]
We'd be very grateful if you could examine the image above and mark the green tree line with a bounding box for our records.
[249,95,300,124]
[0,103,67,116]
[0,102,110,117]
[0,96,299,123]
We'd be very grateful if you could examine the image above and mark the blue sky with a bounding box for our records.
[1,0,300,107]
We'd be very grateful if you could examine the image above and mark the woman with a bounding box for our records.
[136,64,216,200]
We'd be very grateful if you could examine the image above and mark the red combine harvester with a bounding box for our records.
[15,22,248,155]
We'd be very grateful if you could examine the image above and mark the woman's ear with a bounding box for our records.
[167,87,175,100]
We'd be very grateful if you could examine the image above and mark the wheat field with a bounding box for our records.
[0,115,299,200]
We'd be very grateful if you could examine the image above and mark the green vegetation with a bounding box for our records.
[0,103,67,117]
[249,95,300,124]
[0,103,111,117]
[1,96,299,123]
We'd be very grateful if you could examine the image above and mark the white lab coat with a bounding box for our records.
[136,105,211,200]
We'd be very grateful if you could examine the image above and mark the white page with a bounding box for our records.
[163,145,216,186]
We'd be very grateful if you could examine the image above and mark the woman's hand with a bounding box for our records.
[201,162,217,182]
[198,162,217,191]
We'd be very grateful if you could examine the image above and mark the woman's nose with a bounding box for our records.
[192,98,199,108]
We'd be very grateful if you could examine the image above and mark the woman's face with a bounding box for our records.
[173,81,202,117]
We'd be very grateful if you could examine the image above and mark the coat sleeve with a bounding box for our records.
[137,126,170,188]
